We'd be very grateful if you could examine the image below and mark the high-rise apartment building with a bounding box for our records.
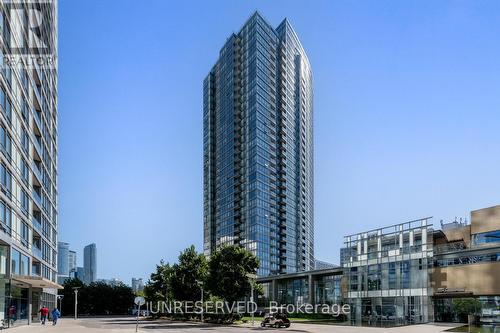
[74,266,84,281]
[57,241,69,276]
[203,12,314,276]
[68,249,76,273]
[57,242,69,284]
[0,0,59,327]
[84,243,97,284]
[131,277,144,292]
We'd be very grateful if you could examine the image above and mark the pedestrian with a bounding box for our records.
[8,305,16,326]
[39,306,49,325]
[51,308,61,326]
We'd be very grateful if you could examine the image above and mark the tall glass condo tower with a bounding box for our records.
[203,12,314,276]
[0,0,59,327]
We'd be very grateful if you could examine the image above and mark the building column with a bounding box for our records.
[271,280,278,303]
[28,286,32,325]
[308,274,314,305]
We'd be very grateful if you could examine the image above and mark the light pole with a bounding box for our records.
[72,287,80,320]
[56,295,64,316]
[246,273,257,327]
[196,280,204,322]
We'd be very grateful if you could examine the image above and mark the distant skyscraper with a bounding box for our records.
[84,243,97,284]
[203,12,314,276]
[131,278,144,292]
[68,250,77,273]
[74,267,85,281]
[99,278,123,287]
[57,242,70,277]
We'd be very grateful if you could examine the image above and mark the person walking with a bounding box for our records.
[51,308,61,326]
[39,306,49,325]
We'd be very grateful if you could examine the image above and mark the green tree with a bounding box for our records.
[452,298,482,322]
[59,279,134,316]
[170,245,208,302]
[144,261,175,303]
[206,245,259,303]
[58,278,85,316]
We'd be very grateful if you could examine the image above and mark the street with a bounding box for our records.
[8,317,461,333]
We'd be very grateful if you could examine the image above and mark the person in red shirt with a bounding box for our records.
[39,306,49,325]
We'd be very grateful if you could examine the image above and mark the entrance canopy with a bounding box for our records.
[12,275,64,290]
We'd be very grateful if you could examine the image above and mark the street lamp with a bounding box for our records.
[195,280,204,322]
[56,295,64,316]
[72,287,80,320]
[246,273,257,327]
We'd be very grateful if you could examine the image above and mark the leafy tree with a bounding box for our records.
[206,245,259,303]
[452,298,482,322]
[58,279,134,316]
[144,260,175,303]
[58,278,85,316]
[170,245,208,302]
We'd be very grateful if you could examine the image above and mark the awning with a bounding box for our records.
[12,275,64,290]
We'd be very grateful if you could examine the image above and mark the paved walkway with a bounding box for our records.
[7,317,461,333]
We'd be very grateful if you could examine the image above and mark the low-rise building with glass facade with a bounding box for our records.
[257,204,500,327]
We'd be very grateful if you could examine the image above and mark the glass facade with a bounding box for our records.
[0,0,59,328]
[84,243,97,284]
[203,12,314,276]
[473,230,500,246]
[343,219,433,327]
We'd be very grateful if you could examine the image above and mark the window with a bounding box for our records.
[11,248,29,276]
[21,127,29,153]
[0,86,11,121]
[0,126,11,158]
[473,230,500,245]
[0,201,11,231]
[388,262,397,289]
[21,159,29,184]
[400,261,411,289]
[11,248,20,275]
[21,222,29,247]
[21,189,29,213]
[20,253,29,275]
[21,99,29,121]
[0,163,11,196]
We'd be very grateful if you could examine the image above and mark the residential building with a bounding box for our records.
[203,12,314,276]
[57,242,69,276]
[98,278,123,287]
[83,243,97,284]
[68,249,76,273]
[131,278,144,293]
[315,259,338,270]
[73,266,84,281]
[0,0,60,328]
[257,204,500,326]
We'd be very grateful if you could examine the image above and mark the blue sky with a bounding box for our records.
[58,0,500,283]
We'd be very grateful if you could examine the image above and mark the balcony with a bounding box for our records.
[32,161,43,183]
[32,189,42,207]
[33,136,43,157]
[31,264,41,277]
[32,246,43,261]
[33,108,43,132]
[32,216,42,234]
